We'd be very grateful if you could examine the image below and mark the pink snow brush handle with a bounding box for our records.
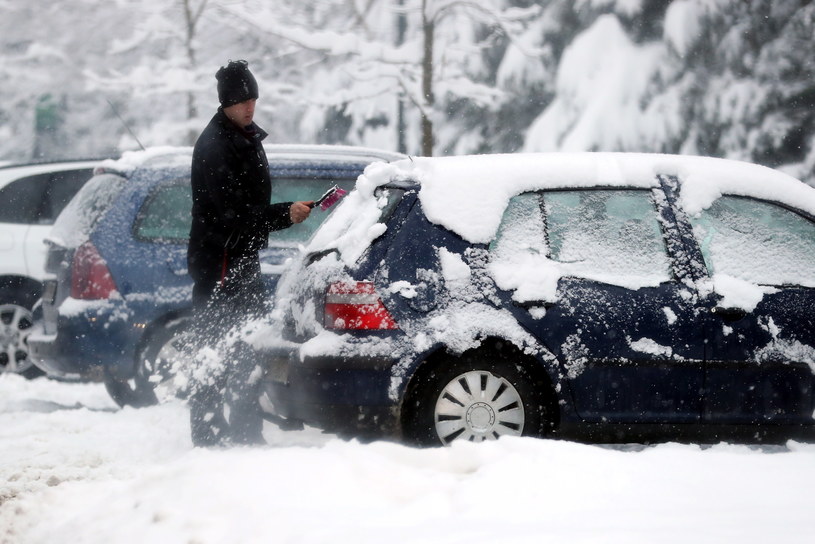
[310,185,347,211]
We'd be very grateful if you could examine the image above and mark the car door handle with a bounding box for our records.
[514,300,555,310]
[712,306,747,322]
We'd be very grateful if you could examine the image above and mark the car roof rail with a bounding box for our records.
[263,144,406,163]
[0,157,111,171]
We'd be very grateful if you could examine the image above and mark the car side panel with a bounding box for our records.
[703,288,815,424]
[506,279,705,423]
[668,187,815,425]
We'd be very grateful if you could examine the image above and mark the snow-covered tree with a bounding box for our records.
[0,0,813,186]
[0,0,132,160]
[84,0,269,148]
[221,0,540,155]
[522,0,815,183]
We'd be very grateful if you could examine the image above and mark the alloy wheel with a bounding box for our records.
[0,304,35,374]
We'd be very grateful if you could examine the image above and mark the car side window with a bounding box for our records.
[689,196,815,287]
[135,182,192,241]
[0,173,50,224]
[491,189,672,286]
[544,190,672,283]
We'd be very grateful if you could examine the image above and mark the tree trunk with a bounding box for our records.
[421,0,434,156]
[183,0,202,144]
[395,0,407,154]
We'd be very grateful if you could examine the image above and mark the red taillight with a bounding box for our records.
[71,241,118,300]
[324,281,398,330]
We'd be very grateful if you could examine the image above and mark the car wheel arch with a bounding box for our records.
[397,336,562,444]
[0,275,42,305]
[134,309,193,365]
[105,309,193,408]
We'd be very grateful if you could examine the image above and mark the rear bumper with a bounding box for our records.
[259,344,402,438]
[28,309,141,380]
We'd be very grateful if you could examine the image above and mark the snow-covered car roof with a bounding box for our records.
[264,144,405,163]
[0,158,103,190]
[94,147,192,177]
[94,144,404,178]
[306,152,815,268]
[363,152,814,244]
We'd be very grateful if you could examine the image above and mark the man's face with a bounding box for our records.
[223,98,256,128]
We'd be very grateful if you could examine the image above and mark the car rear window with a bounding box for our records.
[306,186,406,265]
[49,173,127,248]
[44,168,96,222]
[269,177,357,244]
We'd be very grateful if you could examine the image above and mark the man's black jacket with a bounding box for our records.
[188,109,292,286]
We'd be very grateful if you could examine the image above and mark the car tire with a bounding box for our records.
[403,352,551,446]
[0,284,44,379]
[105,317,192,408]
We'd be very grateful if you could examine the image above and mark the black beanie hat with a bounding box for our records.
[216,60,259,107]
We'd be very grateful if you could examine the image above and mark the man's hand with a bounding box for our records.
[290,201,313,224]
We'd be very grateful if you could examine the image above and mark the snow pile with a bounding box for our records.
[405,247,540,360]
[303,160,399,266]
[754,318,815,374]
[711,274,776,313]
[2,374,815,543]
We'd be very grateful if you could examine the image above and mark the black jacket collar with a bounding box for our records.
[215,108,268,143]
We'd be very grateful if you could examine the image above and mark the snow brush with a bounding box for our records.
[310,185,347,211]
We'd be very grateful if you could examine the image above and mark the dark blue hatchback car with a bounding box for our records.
[256,153,815,445]
[28,145,403,407]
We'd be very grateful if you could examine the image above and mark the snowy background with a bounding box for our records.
[1,0,813,184]
[2,373,815,544]
[3,1,815,542]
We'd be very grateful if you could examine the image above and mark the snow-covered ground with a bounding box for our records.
[2,374,814,543]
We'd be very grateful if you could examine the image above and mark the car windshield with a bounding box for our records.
[49,173,127,248]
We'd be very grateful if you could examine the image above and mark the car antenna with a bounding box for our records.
[105,98,146,151]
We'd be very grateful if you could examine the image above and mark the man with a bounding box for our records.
[186,59,312,447]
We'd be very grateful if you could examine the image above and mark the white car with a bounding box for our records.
[0,160,99,377]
